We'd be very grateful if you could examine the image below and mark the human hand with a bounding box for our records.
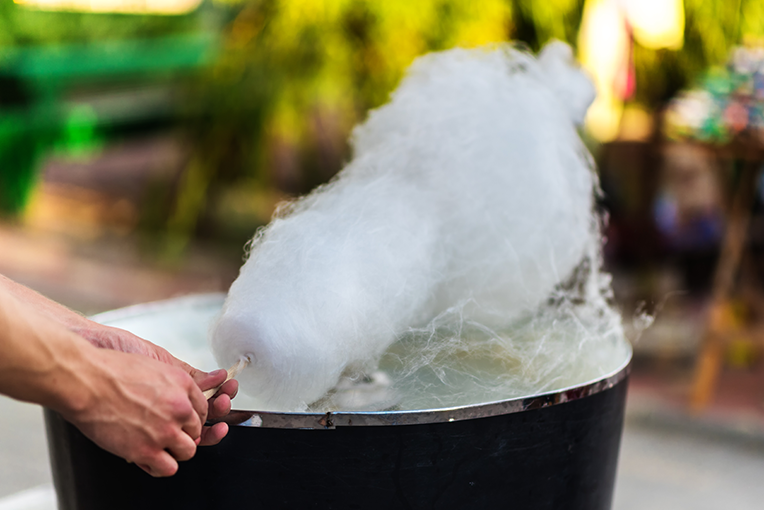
[75,323,238,446]
[0,278,236,474]
[0,276,238,432]
[60,348,210,477]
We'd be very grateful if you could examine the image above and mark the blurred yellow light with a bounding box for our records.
[622,0,684,50]
[578,0,629,141]
[14,0,201,15]
[618,105,653,141]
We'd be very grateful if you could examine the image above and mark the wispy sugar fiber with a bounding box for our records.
[211,41,630,412]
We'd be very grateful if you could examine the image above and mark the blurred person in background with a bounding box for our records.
[653,144,724,293]
[0,274,237,477]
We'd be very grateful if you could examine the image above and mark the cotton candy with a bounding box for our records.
[211,41,610,411]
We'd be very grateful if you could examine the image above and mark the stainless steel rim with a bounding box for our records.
[91,293,632,430]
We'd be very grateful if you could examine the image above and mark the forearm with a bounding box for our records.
[0,289,95,413]
[0,274,146,352]
[0,274,91,332]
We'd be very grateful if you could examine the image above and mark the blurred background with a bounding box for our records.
[3,0,764,508]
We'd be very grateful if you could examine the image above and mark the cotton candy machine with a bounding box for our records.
[44,294,631,510]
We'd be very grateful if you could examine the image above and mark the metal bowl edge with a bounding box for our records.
[90,293,632,430]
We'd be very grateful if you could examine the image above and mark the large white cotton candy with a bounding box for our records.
[212,41,610,412]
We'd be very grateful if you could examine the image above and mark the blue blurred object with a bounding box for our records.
[653,192,724,251]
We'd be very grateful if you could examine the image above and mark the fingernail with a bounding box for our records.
[211,369,226,377]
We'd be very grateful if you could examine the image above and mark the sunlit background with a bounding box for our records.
[3,0,764,508]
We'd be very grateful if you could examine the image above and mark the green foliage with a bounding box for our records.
[632,0,764,106]
[0,0,201,50]
[173,0,764,249]
[0,112,55,215]
[509,0,585,52]
[2,0,762,242]
[173,0,514,247]
[57,104,102,157]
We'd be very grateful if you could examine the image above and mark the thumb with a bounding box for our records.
[192,368,228,393]
[169,356,225,390]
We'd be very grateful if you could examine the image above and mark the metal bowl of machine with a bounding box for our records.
[45,294,631,510]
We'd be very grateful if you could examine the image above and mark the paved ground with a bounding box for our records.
[614,420,764,510]
[3,392,764,510]
[0,398,53,504]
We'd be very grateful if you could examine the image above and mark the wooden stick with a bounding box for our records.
[203,356,250,399]
[690,159,760,412]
